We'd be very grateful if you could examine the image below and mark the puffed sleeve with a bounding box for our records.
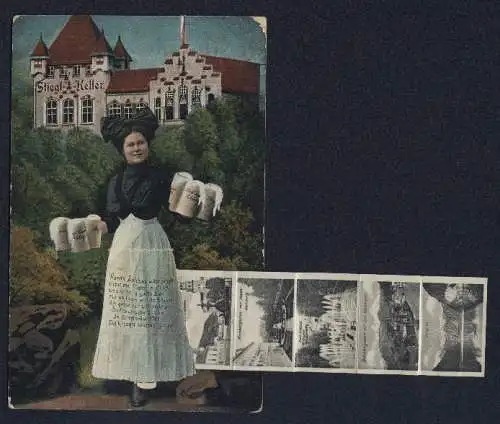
[101,174,122,234]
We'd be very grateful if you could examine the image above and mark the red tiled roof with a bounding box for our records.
[31,37,49,57]
[93,30,113,55]
[113,36,132,61]
[106,68,162,94]
[202,55,260,94]
[48,15,110,65]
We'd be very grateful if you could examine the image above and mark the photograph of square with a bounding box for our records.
[420,278,487,376]
[233,272,295,370]
[177,270,234,369]
[357,275,420,373]
[295,275,358,371]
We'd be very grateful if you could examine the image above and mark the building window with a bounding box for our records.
[107,101,121,118]
[81,97,93,124]
[154,97,161,121]
[73,65,81,77]
[63,98,74,124]
[47,66,55,78]
[124,101,133,119]
[85,65,91,76]
[165,89,175,121]
[178,83,188,119]
[135,101,147,112]
[60,67,69,80]
[192,86,201,106]
[46,99,58,125]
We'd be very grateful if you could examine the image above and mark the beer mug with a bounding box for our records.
[174,180,206,218]
[49,217,70,251]
[67,218,90,253]
[196,183,223,221]
[85,214,102,249]
[169,172,193,212]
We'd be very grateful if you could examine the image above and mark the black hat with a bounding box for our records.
[101,106,159,152]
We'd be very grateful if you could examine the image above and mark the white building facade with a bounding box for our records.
[30,15,259,135]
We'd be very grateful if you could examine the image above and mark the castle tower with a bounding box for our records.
[113,35,132,70]
[91,29,114,73]
[30,34,50,77]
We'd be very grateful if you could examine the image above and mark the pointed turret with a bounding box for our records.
[30,33,49,57]
[113,35,132,70]
[30,33,50,76]
[180,15,189,49]
[91,29,114,72]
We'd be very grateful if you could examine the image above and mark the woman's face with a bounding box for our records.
[123,132,149,165]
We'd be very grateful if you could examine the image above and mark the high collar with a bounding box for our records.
[124,161,150,177]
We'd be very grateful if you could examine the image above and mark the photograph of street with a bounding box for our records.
[358,278,420,371]
[177,270,234,368]
[421,281,486,374]
[295,278,358,370]
[233,275,294,369]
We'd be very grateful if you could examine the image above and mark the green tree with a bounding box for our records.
[10,226,89,317]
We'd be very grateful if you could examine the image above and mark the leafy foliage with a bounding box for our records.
[10,226,89,316]
[11,76,265,320]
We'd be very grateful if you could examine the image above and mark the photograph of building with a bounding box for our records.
[233,275,294,369]
[177,270,234,369]
[28,15,261,134]
[357,279,420,371]
[295,279,358,370]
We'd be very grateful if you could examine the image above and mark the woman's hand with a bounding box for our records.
[97,220,108,234]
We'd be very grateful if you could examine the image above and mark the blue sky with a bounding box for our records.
[12,15,266,97]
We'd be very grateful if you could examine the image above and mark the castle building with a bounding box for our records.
[30,15,260,134]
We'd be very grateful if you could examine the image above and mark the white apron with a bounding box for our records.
[92,214,195,383]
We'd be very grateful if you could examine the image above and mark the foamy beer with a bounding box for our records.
[49,217,70,251]
[85,214,102,249]
[169,172,193,212]
[196,183,223,221]
[174,180,206,218]
[67,218,90,253]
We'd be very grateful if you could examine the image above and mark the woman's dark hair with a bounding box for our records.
[101,106,159,152]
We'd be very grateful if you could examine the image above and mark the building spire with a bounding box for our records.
[180,15,188,48]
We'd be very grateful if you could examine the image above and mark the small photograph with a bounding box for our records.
[357,276,420,372]
[421,279,486,375]
[233,273,294,370]
[177,270,234,369]
[295,277,358,370]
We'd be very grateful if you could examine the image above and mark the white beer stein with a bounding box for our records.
[67,218,90,253]
[196,183,223,221]
[85,214,102,249]
[169,172,193,212]
[174,180,206,218]
[49,217,70,251]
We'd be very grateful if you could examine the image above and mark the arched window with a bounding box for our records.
[135,100,147,112]
[192,86,201,107]
[124,100,133,119]
[46,99,58,125]
[81,96,94,124]
[165,88,175,121]
[63,98,74,124]
[154,97,162,121]
[178,83,188,119]
[107,101,121,118]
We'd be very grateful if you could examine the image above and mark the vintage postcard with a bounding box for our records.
[9,14,266,412]
[294,273,359,374]
[232,272,295,371]
[420,276,487,377]
[356,274,420,375]
[176,270,235,370]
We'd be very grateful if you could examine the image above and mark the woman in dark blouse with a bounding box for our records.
[91,107,195,407]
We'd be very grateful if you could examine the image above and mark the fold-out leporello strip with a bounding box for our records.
[175,270,487,377]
